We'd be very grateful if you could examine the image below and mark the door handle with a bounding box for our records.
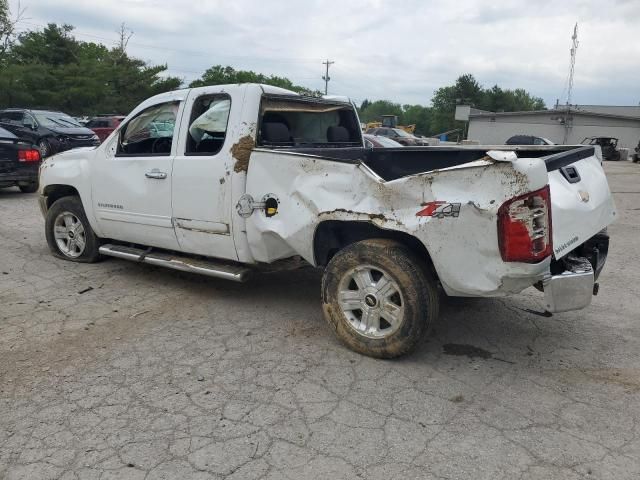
[145,169,167,180]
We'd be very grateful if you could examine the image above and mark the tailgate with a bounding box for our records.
[545,146,616,259]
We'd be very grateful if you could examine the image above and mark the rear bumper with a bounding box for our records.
[543,261,594,313]
[542,230,609,313]
[0,171,39,187]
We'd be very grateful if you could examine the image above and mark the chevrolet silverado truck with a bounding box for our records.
[37,84,616,358]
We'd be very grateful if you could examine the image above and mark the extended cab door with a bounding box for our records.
[91,99,183,250]
[171,90,238,260]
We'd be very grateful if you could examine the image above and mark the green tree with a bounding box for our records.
[0,23,182,115]
[402,104,432,136]
[189,65,320,96]
[429,74,545,136]
[358,99,404,124]
[0,0,19,60]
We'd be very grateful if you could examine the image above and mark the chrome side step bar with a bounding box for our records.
[98,244,251,282]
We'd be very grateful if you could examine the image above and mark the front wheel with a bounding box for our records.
[45,196,102,262]
[321,239,439,358]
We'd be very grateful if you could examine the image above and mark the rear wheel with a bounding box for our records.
[19,182,38,193]
[321,238,439,358]
[45,196,101,262]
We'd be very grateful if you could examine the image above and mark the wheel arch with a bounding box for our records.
[42,184,81,209]
[313,220,439,280]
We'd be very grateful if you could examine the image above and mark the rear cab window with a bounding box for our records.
[257,95,362,148]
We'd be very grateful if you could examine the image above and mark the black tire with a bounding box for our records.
[321,238,439,359]
[45,196,102,263]
[38,139,51,158]
[19,182,38,193]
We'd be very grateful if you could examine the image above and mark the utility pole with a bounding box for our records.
[322,59,334,95]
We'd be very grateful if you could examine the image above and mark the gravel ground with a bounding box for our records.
[0,161,639,480]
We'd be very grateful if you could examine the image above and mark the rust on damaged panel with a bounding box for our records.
[231,135,255,173]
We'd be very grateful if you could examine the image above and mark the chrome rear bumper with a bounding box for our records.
[543,258,594,313]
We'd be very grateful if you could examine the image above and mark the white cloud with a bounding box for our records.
[10,0,640,107]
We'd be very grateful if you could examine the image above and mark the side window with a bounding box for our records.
[185,95,231,156]
[23,114,36,128]
[533,137,545,146]
[117,102,178,157]
[1,111,24,125]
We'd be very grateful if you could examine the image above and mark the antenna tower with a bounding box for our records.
[566,23,579,106]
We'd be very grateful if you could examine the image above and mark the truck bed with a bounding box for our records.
[272,145,591,181]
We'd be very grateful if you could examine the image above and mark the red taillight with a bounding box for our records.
[18,149,41,162]
[498,185,553,263]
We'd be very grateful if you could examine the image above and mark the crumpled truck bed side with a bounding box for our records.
[242,150,552,297]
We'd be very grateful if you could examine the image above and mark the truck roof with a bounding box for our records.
[143,83,299,105]
[129,84,353,124]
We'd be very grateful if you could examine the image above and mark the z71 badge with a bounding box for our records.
[416,201,461,218]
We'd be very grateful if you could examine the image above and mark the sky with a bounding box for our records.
[9,0,640,108]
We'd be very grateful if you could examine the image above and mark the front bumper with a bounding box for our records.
[543,261,594,313]
[38,194,48,217]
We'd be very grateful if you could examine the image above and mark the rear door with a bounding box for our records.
[545,146,616,258]
[171,90,237,260]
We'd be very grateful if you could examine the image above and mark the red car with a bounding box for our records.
[86,116,126,142]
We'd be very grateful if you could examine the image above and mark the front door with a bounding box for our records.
[171,91,237,260]
[91,100,183,250]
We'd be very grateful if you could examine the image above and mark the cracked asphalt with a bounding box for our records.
[1,161,639,480]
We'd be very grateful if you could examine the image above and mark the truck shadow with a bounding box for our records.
[109,259,561,365]
[0,187,31,198]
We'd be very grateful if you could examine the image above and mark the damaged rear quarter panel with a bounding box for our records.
[243,150,551,296]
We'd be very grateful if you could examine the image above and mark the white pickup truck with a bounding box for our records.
[38,84,616,358]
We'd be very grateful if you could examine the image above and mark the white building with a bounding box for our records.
[466,105,640,150]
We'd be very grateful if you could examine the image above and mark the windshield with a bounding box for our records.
[393,128,412,138]
[33,112,82,128]
[376,136,402,147]
[123,103,177,146]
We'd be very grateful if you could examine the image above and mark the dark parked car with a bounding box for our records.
[363,133,403,148]
[0,109,100,158]
[86,115,126,142]
[505,135,554,145]
[0,126,42,193]
[365,127,424,146]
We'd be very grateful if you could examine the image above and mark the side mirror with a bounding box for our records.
[23,120,36,130]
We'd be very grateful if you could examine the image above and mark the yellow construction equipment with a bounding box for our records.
[365,115,415,134]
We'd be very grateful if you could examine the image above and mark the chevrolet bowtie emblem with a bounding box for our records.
[578,190,590,203]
